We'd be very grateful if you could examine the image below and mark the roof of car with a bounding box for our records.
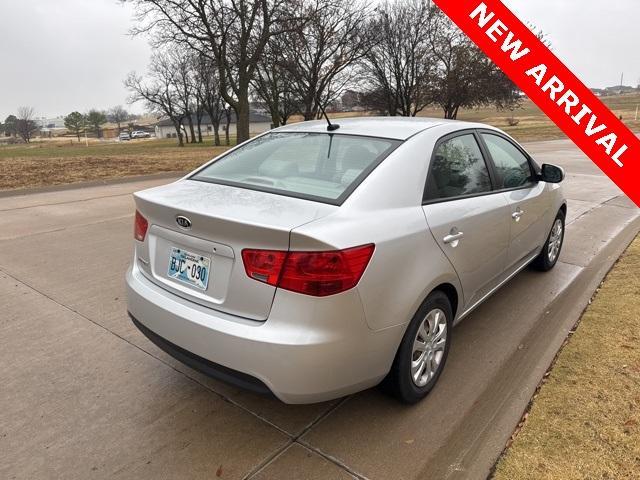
[273,116,491,141]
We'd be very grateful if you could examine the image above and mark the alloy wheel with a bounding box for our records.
[411,308,447,387]
[547,218,563,263]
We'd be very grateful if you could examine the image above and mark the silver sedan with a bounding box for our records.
[126,117,566,404]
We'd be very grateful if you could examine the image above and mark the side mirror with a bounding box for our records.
[540,164,565,183]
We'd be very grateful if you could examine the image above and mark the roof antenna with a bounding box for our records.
[317,98,340,131]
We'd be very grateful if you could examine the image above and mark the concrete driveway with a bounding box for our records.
[1,139,638,480]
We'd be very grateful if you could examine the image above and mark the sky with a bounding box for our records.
[0,0,150,120]
[0,0,638,120]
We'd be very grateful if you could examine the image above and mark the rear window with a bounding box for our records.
[191,132,400,204]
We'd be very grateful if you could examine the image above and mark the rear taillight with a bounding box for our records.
[134,210,148,242]
[242,244,374,297]
[241,249,287,285]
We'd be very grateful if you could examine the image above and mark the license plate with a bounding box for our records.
[167,247,211,290]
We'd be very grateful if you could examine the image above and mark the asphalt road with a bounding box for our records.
[1,139,639,480]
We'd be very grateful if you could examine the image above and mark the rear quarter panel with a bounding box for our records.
[290,128,463,331]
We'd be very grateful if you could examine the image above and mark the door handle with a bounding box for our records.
[443,231,464,244]
[512,208,525,221]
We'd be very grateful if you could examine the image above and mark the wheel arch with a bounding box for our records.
[433,282,459,319]
[559,202,567,217]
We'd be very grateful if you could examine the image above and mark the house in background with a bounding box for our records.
[37,117,66,129]
[155,112,272,139]
[605,85,638,95]
[36,117,67,137]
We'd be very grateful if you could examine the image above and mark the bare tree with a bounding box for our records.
[108,106,130,133]
[127,0,300,143]
[277,0,370,121]
[223,106,232,146]
[361,2,519,119]
[252,37,301,127]
[125,51,187,146]
[194,93,205,143]
[527,23,552,48]
[16,107,39,143]
[362,0,436,116]
[194,55,226,145]
[429,8,520,119]
[171,48,198,144]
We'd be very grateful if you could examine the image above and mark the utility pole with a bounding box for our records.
[635,105,638,121]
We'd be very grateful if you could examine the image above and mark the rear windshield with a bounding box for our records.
[191,132,400,204]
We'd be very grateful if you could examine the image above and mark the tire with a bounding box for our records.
[383,290,453,404]
[531,209,565,272]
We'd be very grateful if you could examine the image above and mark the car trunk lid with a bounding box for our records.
[133,180,336,320]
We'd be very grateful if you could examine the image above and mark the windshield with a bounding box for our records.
[191,132,400,204]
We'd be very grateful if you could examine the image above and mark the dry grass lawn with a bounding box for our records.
[416,93,640,142]
[0,139,231,191]
[1,93,638,191]
[493,237,640,480]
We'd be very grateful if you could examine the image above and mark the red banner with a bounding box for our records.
[433,0,640,207]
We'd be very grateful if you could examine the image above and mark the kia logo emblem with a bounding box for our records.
[176,215,192,229]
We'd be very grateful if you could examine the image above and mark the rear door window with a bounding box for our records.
[425,134,493,201]
[191,132,400,204]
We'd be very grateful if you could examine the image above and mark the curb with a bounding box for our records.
[444,211,640,480]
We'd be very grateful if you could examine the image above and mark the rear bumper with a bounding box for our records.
[130,314,272,395]
[126,261,405,403]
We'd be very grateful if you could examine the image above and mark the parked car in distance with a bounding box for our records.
[131,130,151,139]
[119,132,131,141]
[126,117,566,404]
